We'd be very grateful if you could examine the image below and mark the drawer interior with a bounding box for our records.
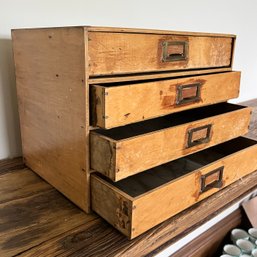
[97,137,257,197]
[93,103,247,140]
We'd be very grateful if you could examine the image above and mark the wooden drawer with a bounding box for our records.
[91,137,257,239]
[88,31,234,77]
[91,71,241,129]
[90,103,251,181]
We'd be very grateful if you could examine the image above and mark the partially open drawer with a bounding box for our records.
[90,103,251,181]
[91,137,257,239]
[91,71,241,129]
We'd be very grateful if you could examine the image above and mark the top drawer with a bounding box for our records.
[88,31,234,77]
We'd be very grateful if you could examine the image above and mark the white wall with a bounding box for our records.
[1,0,257,159]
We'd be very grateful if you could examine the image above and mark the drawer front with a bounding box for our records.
[88,32,234,76]
[90,104,251,181]
[91,72,240,129]
[91,137,257,239]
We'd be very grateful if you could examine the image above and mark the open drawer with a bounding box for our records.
[91,71,241,129]
[90,103,251,181]
[91,137,257,239]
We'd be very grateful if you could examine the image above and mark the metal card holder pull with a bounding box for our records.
[200,166,224,193]
[176,82,201,105]
[162,41,188,62]
[187,124,212,148]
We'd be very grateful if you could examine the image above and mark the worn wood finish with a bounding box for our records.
[91,137,257,238]
[0,157,23,174]
[90,103,251,181]
[88,32,234,76]
[0,167,97,257]
[11,26,237,214]
[91,71,241,128]
[12,28,91,212]
[0,124,257,256]
[88,67,233,84]
[0,168,52,204]
[1,165,257,257]
[87,26,236,37]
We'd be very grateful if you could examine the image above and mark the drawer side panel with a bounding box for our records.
[91,175,132,237]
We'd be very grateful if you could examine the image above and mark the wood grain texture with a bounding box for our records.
[9,169,257,257]
[88,32,234,76]
[0,168,97,257]
[91,71,241,128]
[0,101,256,256]
[12,26,236,37]
[0,157,23,174]
[0,168,51,204]
[91,175,133,237]
[91,137,257,238]
[87,26,236,37]
[12,27,91,212]
[88,67,233,84]
[90,104,251,181]
[1,124,257,256]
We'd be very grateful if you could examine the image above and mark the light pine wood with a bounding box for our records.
[11,26,237,213]
[87,26,236,37]
[90,104,251,181]
[13,26,235,37]
[88,67,232,84]
[91,137,257,239]
[88,32,234,76]
[12,27,91,212]
[91,71,241,128]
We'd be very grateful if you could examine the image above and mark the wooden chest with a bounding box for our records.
[12,26,256,239]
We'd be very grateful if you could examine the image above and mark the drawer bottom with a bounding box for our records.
[91,137,257,239]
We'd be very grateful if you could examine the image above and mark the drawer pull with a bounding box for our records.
[200,166,224,193]
[187,124,212,148]
[162,41,188,62]
[176,83,201,105]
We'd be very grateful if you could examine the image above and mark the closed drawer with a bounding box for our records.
[88,31,234,77]
[91,137,257,239]
[90,103,251,181]
[91,71,240,129]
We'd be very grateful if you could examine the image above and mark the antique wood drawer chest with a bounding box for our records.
[12,26,255,239]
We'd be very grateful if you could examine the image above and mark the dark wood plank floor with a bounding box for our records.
[1,99,257,257]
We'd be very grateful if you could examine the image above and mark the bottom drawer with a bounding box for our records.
[91,137,257,239]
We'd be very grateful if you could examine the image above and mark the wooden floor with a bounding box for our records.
[1,99,257,257]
